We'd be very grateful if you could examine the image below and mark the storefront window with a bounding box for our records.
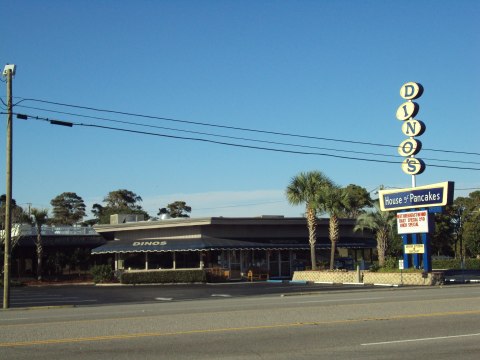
[148,253,174,269]
[175,252,200,269]
[124,253,145,270]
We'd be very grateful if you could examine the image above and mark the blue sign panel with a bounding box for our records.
[379,182,454,211]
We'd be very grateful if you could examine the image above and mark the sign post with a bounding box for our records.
[399,259,404,285]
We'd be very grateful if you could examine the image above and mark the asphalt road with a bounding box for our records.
[1,282,372,308]
[1,284,480,359]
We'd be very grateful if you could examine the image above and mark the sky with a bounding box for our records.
[1,0,479,220]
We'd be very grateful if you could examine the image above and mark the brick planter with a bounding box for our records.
[293,270,444,286]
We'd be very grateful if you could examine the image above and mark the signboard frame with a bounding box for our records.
[397,210,429,234]
[404,244,425,254]
[378,181,454,211]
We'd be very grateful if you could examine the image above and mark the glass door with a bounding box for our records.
[269,250,292,278]
[229,250,242,280]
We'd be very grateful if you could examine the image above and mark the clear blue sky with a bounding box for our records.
[1,0,479,219]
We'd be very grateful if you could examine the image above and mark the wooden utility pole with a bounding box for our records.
[3,66,14,309]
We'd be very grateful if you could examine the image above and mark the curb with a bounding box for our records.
[267,279,308,284]
[1,305,76,311]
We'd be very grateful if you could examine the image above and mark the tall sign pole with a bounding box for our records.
[3,64,15,309]
[380,82,454,274]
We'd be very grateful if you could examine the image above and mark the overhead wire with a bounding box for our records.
[10,103,480,166]
[11,112,480,171]
[12,96,480,157]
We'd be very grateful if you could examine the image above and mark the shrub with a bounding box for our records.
[369,263,380,272]
[120,269,206,284]
[432,258,480,270]
[91,265,114,284]
[383,256,398,270]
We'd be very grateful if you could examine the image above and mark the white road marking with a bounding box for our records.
[362,332,480,346]
[296,296,385,304]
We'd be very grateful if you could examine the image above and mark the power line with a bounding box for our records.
[11,104,480,166]
[15,112,480,171]
[12,96,480,157]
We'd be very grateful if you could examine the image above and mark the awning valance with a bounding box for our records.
[91,237,375,254]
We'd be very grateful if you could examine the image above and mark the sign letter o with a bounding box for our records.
[398,138,422,156]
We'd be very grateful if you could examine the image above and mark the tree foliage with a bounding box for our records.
[286,171,334,270]
[91,189,149,224]
[31,208,49,281]
[316,185,346,270]
[341,184,373,219]
[0,194,30,229]
[452,191,480,258]
[354,201,397,267]
[432,207,456,257]
[0,195,30,260]
[158,201,192,218]
[50,192,86,226]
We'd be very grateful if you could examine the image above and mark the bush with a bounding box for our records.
[369,263,380,272]
[0,280,22,287]
[432,258,480,270]
[91,265,114,283]
[383,257,398,270]
[120,269,206,284]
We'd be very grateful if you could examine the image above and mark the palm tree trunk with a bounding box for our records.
[377,229,388,267]
[306,207,317,270]
[329,214,339,270]
[36,231,43,281]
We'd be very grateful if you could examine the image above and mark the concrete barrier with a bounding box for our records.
[292,270,444,286]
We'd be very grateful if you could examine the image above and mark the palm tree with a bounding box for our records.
[286,171,334,270]
[31,208,48,281]
[354,201,396,267]
[318,186,347,270]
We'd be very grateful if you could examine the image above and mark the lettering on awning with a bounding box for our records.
[133,241,167,246]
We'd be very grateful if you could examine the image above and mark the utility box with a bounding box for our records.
[110,214,145,224]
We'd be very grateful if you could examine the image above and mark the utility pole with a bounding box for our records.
[3,64,15,309]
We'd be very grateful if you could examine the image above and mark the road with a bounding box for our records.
[1,285,480,359]
[1,282,368,308]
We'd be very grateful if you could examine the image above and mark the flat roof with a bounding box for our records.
[93,216,347,233]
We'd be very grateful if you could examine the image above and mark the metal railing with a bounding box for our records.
[4,224,99,236]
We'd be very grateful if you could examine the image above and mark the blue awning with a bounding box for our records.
[91,237,375,254]
[91,237,309,254]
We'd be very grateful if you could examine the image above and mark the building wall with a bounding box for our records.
[114,226,202,241]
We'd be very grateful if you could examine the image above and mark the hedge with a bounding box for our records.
[368,258,480,272]
[432,258,480,270]
[120,269,206,284]
[91,264,114,284]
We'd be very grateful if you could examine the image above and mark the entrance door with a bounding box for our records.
[280,250,291,277]
[229,250,242,280]
[269,250,292,278]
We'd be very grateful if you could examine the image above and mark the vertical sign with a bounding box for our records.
[396,82,426,183]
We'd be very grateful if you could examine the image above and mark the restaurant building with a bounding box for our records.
[92,215,375,280]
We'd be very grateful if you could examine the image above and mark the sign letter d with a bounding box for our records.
[404,85,415,98]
